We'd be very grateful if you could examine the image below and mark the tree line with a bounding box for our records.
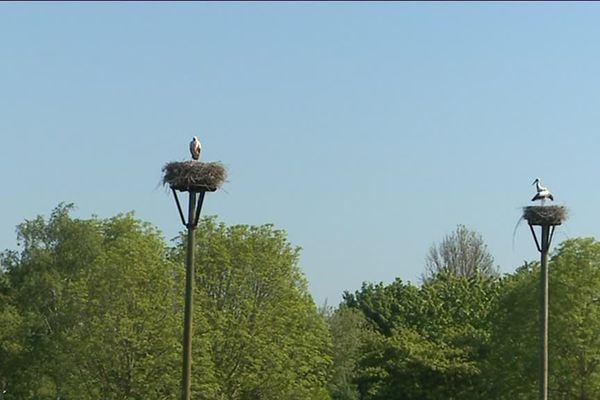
[1,205,599,399]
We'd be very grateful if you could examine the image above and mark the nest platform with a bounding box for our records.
[523,205,568,226]
[162,161,227,192]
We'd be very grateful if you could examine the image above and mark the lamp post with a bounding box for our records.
[523,205,567,400]
[163,159,226,400]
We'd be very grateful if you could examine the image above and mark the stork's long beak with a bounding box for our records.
[531,179,538,185]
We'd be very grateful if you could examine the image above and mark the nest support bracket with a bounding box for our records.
[528,224,556,254]
[172,188,206,229]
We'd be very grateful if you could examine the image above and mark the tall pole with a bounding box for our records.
[539,224,550,400]
[524,203,566,400]
[165,157,225,400]
[182,191,197,400]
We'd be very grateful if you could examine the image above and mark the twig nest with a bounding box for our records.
[162,161,227,192]
[523,205,568,226]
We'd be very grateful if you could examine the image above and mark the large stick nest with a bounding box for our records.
[523,205,568,226]
[162,161,227,192]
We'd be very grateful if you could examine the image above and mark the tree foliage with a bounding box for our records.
[326,306,366,400]
[343,273,500,400]
[424,225,497,281]
[485,238,600,399]
[1,204,182,399]
[7,205,600,400]
[0,206,331,400]
[170,217,332,400]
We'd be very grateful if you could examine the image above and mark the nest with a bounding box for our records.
[522,205,568,226]
[162,161,227,192]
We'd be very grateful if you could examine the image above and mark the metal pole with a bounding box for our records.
[540,224,550,400]
[182,191,197,400]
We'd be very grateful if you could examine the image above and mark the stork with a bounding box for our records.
[531,178,554,205]
[189,136,201,160]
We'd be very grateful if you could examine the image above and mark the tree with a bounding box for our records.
[482,261,538,400]
[424,224,497,281]
[343,274,499,400]
[0,266,23,400]
[549,238,600,399]
[1,206,333,400]
[172,216,332,400]
[485,238,600,399]
[1,204,183,399]
[326,306,366,400]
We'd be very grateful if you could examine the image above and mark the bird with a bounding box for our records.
[531,178,554,204]
[189,136,201,160]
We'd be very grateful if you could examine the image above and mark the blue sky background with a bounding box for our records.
[2,2,600,305]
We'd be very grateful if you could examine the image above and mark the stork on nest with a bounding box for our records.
[162,137,227,192]
[531,178,554,205]
[523,178,566,226]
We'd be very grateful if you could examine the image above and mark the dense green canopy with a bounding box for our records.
[3,205,600,400]
[0,205,330,400]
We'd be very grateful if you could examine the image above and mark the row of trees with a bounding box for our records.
[0,205,330,399]
[328,238,600,400]
[2,205,600,399]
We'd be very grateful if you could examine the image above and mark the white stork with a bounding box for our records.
[531,178,554,204]
[189,136,201,160]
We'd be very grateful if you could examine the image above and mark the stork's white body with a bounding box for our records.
[190,136,202,160]
[532,178,554,204]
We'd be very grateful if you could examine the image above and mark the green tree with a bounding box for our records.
[344,274,499,400]
[424,225,497,281]
[486,238,600,399]
[550,238,600,399]
[1,204,183,399]
[1,206,332,400]
[482,262,538,399]
[327,306,366,400]
[172,216,332,400]
[0,264,23,399]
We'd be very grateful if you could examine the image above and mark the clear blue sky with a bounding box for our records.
[2,2,600,305]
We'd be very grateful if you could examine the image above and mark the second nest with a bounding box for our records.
[523,205,568,226]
